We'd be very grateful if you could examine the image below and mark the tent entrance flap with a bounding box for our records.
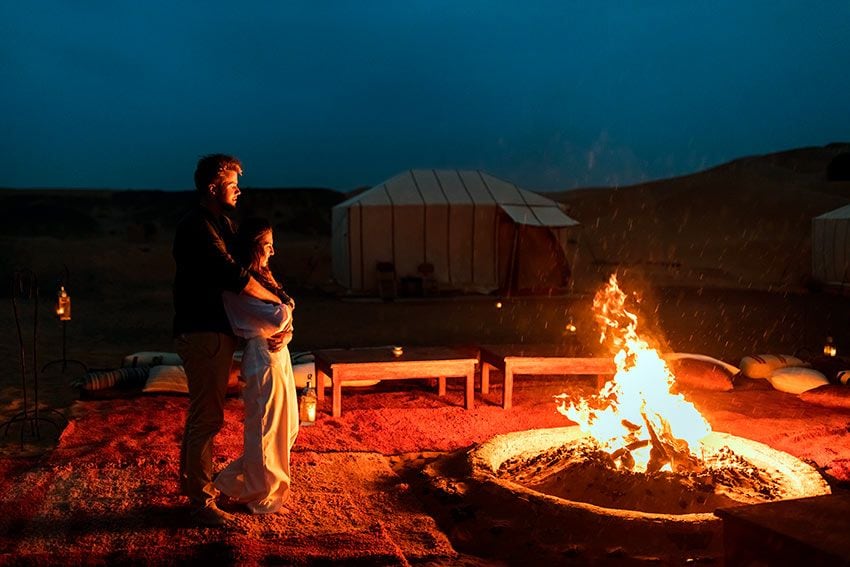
[498,219,572,295]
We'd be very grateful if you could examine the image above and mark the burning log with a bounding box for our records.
[642,411,703,474]
[609,440,646,470]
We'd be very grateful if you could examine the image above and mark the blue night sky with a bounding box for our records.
[3,2,849,192]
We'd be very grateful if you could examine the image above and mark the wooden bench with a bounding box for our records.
[313,346,478,417]
[477,343,616,409]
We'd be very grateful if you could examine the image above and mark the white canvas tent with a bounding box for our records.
[812,204,850,287]
[332,169,580,295]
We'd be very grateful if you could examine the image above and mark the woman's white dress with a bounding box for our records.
[214,292,298,514]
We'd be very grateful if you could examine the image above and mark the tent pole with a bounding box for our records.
[568,230,580,296]
[506,225,521,297]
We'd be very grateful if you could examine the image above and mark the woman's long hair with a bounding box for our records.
[233,217,281,294]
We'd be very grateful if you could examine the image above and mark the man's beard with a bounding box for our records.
[222,201,237,211]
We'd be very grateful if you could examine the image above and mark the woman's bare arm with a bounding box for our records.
[242,275,281,303]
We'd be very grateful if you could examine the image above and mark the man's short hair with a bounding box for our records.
[194,154,243,193]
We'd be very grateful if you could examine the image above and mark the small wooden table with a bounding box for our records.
[313,347,478,418]
[716,491,850,565]
[477,343,616,410]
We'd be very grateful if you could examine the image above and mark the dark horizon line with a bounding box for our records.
[2,141,847,195]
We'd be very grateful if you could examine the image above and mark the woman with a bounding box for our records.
[214,217,298,514]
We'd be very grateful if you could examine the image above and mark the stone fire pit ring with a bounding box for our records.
[471,426,830,520]
[425,426,831,563]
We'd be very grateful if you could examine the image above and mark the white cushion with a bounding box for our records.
[740,354,806,379]
[143,363,241,395]
[766,367,829,394]
[143,365,188,394]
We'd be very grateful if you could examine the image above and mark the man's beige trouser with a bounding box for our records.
[176,332,238,506]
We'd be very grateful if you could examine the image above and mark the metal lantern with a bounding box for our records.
[56,286,71,321]
[823,336,837,357]
[299,373,317,425]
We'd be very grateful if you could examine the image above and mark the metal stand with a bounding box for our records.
[1,271,66,449]
[41,320,88,374]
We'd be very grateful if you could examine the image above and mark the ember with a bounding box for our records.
[498,437,788,515]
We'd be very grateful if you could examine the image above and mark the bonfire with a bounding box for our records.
[556,274,711,474]
[472,274,830,526]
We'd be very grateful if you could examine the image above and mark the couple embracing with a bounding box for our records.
[172,154,299,526]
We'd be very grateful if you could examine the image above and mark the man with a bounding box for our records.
[173,154,281,526]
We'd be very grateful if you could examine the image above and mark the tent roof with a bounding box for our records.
[336,169,579,227]
[815,204,850,220]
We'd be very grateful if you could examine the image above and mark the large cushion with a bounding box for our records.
[74,366,150,391]
[739,354,806,379]
[799,384,850,409]
[766,366,829,394]
[664,353,737,391]
[143,365,189,394]
[143,364,240,395]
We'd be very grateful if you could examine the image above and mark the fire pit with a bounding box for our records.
[422,275,831,563]
[422,426,830,563]
[488,427,830,515]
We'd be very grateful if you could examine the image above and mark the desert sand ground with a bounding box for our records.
[1,144,850,564]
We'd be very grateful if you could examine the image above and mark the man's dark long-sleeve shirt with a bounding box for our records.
[172,206,250,336]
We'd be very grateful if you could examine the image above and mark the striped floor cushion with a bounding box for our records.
[73,366,151,391]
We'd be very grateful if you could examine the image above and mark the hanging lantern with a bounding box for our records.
[56,286,71,321]
[823,336,837,357]
[299,373,317,425]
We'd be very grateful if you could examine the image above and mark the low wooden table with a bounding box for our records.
[313,347,478,417]
[716,491,850,565]
[478,343,616,410]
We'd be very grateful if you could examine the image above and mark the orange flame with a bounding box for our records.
[556,274,711,472]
